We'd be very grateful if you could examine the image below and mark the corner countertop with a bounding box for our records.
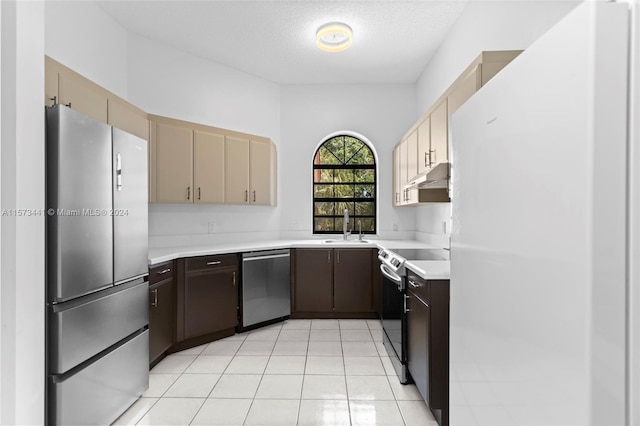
[405,260,450,280]
[148,238,443,266]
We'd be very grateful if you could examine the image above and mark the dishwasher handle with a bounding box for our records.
[242,253,290,262]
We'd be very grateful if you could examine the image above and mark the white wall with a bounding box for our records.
[44,0,129,98]
[415,0,581,114]
[0,1,45,424]
[449,3,628,424]
[629,1,640,423]
[279,85,416,239]
[412,0,580,243]
[126,34,283,245]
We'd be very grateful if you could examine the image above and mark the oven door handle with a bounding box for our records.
[380,264,403,289]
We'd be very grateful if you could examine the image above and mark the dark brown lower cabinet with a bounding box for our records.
[181,254,239,341]
[292,248,376,317]
[333,248,372,312]
[293,249,333,312]
[407,289,430,401]
[148,261,175,366]
[406,272,450,426]
[184,268,238,339]
[149,278,174,365]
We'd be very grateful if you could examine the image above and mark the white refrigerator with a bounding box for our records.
[450,1,638,425]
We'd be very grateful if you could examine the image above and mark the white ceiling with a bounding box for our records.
[98,0,469,85]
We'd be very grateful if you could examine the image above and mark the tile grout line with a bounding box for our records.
[185,341,238,425]
[138,350,203,425]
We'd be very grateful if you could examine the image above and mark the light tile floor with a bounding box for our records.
[114,319,438,426]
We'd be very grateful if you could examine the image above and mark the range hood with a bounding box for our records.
[405,162,450,190]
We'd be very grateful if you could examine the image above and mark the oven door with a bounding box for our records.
[379,264,407,382]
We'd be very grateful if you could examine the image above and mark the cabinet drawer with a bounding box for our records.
[407,272,429,303]
[186,254,238,272]
[149,261,174,283]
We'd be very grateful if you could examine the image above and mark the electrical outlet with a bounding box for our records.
[208,222,217,233]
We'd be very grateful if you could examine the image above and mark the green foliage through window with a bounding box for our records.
[313,135,376,234]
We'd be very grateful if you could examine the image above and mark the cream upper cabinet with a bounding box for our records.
[108,97,149,141]
[393,145,401,206]
[45,57,59,107]
[399,139,408,204]
[194,130,225,204]
[154,121,193,203]
[224,136,250,204]
[417,117,430,175]
[58,71,108,123]
[249,140,272,205]
[430,100,448,167]
[46,56,149,141]
[448,65,481,116]
[149,114,276,206]
[407,130,418,182]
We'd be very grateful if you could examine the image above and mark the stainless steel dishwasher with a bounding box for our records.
[241,249,291,329]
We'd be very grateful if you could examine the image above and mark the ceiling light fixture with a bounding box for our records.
[316,22,353,53]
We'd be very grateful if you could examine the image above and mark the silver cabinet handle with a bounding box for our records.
[337,250,340,263]
[65,102,71,108]
[50,96,57,106]
[429,150,435,166]
[409,279,420,288]
[115,153,122,192]
[424,151,428,167]
[151,288,158,307]
[253,190,256,202]
[158,268,171,275]
[207,261,222,266]
[327,250,331,263]
[232,271,236,286]
[187,186,191,200]
[198,187,201,200]
[245,190,248,202]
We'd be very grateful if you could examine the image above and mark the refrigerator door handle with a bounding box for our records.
[116,153,122,192]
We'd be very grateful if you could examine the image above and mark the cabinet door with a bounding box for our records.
[58,72,108,123]
[194,130,225,204]
[294,249,333,312]
[108,97,149,141]
[184,269,238,339]
[249,140,272,205]
[154,121,193,203]
[333,249,373,313]
[399,140,408,204]
[448,65,481,116]
[417,117,430,175]
[149,278,174,365]
[407,291,430,403]
[45,57,59,107]
[430,100,448,166]
[224,136,250,204]
[407,130,418,182]
[392,145,401,206]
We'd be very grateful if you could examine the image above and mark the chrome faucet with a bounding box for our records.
[343,209,351,240]
[358,220,363,241]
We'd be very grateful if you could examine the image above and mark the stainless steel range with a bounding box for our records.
[378,247,446,384]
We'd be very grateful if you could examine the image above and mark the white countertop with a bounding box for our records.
[405,260,450,280]
[148,238,443,265]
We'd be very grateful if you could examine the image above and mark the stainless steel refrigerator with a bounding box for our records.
[46,105,149,425]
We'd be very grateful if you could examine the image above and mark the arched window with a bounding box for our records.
[313,135,376,234]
